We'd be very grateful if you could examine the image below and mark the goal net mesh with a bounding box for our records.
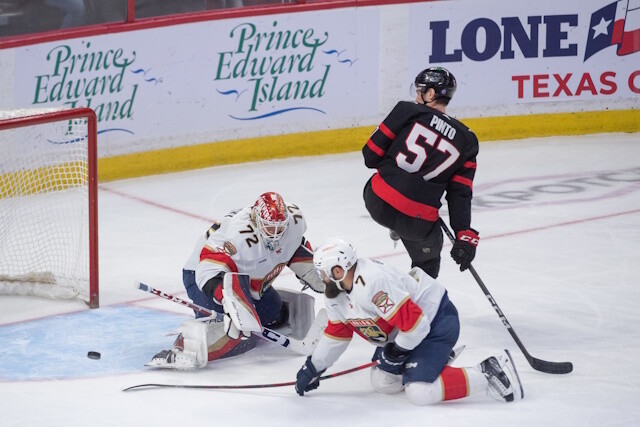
[0,108,97,306]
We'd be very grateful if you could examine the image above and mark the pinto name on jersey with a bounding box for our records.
[429,115,456,139]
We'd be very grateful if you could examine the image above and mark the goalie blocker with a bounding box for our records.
[147,274,318,370]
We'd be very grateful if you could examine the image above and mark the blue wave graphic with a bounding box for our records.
[322,49,357,66]
[216,88,247,101]
[230,107,326,120]
[47,128,134,145]
[131,68,163,85]
[47,136,87,145]
[338,58,357,66]
[98,128,135,136]
[323,49,345,56]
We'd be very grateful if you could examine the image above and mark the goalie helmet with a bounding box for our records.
[414,66,457,100]
[313,238,357,290]
[252,192,289,252]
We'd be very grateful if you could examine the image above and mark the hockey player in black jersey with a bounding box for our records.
[362,67,479,278]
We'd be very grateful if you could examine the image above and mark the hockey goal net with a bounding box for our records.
[0,108,99,308]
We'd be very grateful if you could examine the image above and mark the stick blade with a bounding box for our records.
[528,357,573,374]
[123,384,163,392]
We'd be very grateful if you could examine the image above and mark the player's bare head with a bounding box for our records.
[414,66,456,106]
[252,192,289,252]
[313,238,357,293]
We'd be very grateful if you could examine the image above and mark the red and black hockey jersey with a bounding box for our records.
[362,101,478,235]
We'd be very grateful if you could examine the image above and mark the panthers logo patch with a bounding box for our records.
[223,241,237,255]
[349,318,387,344]
[372,291,395,314]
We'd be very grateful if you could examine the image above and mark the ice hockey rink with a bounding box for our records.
[1,132,639,426]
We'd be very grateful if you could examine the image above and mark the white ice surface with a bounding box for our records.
[2,133,640,426]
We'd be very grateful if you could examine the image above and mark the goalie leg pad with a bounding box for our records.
[203,315,258,360]
[146,349,199,371]
[146,317,211,370]
[269,288,316,340]
[179,317,212,369]
[147,315,258,369]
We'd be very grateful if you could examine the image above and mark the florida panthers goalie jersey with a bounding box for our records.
[190,204,313,300]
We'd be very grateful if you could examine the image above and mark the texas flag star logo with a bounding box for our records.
[585,0,640,60]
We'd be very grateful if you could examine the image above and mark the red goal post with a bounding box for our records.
[0,107,99,308]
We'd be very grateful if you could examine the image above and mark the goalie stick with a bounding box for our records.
[439,219,573,375]
[136,282,327,356]
[122,345,466,392]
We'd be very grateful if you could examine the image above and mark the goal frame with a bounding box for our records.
[0,107,99,308]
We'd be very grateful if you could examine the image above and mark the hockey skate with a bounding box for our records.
[145,348,198,371]
[479,349,524,402]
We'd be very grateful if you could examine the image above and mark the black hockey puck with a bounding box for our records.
[87,351,101,360]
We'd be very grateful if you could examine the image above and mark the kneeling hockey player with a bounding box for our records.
[295,238,523,405]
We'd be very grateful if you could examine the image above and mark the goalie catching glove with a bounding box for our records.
[221,273,262,339]
[450,229,479,271]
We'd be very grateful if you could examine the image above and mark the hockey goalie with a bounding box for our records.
[147,192,326,370]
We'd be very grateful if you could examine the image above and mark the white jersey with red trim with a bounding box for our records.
[311,259,446,372]
[194,203,308,299]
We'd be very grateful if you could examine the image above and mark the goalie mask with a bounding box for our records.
[252,192,289,252]
[313,238,357,291]
[413,66,457,101]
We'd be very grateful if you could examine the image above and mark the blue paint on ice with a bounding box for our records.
[0,306,186,381]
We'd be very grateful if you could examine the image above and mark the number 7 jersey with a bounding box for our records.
[311,258,447,371]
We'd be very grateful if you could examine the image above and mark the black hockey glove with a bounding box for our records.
[377,342,410,376]
[295,356,326,396]
[450,229,479,272]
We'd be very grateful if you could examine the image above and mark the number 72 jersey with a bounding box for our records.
[195,203,308,299]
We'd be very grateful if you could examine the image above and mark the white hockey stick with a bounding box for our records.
[136,282,327,356]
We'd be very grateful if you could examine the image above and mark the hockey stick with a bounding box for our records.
[122,344,466,392]
[136,282,327,356]
[123,361,377,391]
[439,219,573,374]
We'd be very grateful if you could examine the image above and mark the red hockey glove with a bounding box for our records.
[450,229,479,272]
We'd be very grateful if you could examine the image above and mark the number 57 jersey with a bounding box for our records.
[362,101,478,233]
